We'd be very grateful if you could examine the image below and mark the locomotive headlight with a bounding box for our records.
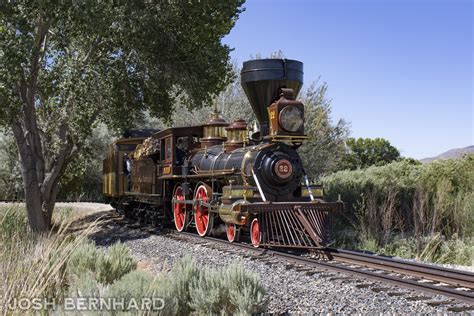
[279,106,304,132]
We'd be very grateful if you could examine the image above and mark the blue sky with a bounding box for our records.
[222,0,473,159]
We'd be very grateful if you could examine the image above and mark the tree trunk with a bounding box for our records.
[9,16,69,233]
[24,179,50,232]
[11,120,65,233]
[18,150,53,232]
[11,114,73,233]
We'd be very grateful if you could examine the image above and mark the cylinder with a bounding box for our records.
[218,200,249,225]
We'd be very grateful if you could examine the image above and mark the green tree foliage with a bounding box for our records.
[136,60,256,129]
[0,132,23,199]
[0,124,112,201]
[57,123,114,201]
[340,137,401,170]
[0,1,244,231]
[298,82,350,179]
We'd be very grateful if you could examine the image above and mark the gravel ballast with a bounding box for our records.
[84,209,473,314]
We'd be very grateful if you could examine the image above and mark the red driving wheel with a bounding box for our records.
[194,184,213,237]
[226,223,237,243]
[250,218,261,247]
[173,185,188,232]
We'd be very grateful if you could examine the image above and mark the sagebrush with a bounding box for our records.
[1,206,268,314]
[323,155,474,264]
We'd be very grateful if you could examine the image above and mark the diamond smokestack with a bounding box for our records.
[241,59,303,137]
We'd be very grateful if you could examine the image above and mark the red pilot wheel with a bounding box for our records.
[173,185,188,232]
[194,184,213,237]
[250,218,261,247]
[226,223,238,243]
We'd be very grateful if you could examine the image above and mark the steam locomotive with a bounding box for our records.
[103,59,342,248]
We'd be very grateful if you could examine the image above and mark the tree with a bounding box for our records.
[0,2,244,232]
[340,137,401,170]
[136,60,256,129]
[297,81,350,180]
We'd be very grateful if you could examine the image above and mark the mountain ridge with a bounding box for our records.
[420,145,474,163]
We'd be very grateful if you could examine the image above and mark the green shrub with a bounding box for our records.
[67,244,148,313]
[189,268,225,314]
[379,236,418,259]
[68,242,99,276]
[358,236,379,253]
[156,256,201,315]
[156,257,267,315]
[1,207,268,314]
[105,270,158,310]
[69,271,104,299]
[97,242,136,284]
[358,235,473,266]
[221,264,268,314]
[436,236,473,265]
[322,155,474,264]
[67,256,268,315]
[68,241,136,285]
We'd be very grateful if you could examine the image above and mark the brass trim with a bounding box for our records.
[195,168,235,174]
[269,135,310,139]
[267,135,311,143]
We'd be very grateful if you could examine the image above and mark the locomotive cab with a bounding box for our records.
[154,126,203,178]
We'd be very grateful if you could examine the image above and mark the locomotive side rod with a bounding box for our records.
[172,198,219,212]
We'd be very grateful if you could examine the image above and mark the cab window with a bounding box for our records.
[165,137,172,162]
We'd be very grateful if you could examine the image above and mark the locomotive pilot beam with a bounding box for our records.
[103,58,343,249]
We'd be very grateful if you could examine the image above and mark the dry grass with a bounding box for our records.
[0,205,100,314]
[0,205,269,314]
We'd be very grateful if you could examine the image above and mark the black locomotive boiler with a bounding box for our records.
[103,59,342,248]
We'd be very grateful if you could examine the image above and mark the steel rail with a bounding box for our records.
[273,250,474,304]
[327,248,474,289]
[173,231,474,304]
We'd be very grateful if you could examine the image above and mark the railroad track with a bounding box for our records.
[165,230,474,305]
[6,204,469,308]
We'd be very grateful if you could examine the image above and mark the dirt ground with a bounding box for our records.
[0,201,114,232]
[0,202,112,212]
